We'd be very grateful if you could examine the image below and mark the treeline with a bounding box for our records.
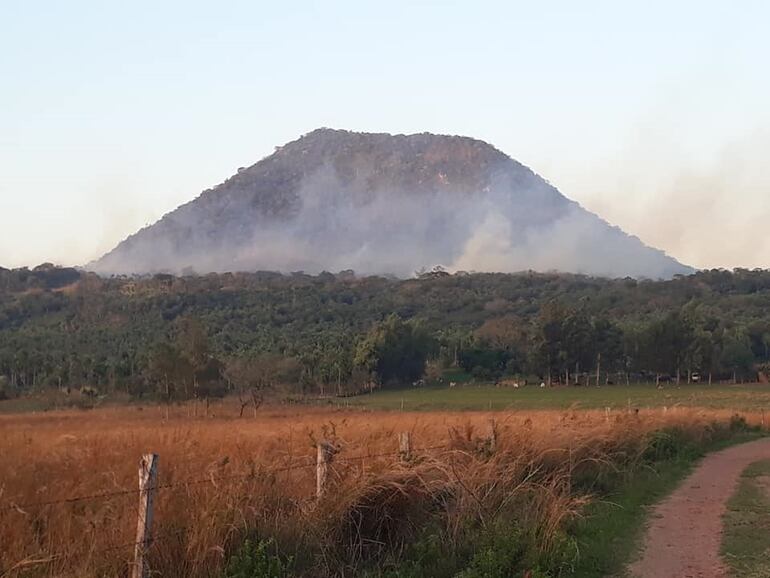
[1,265,770,399]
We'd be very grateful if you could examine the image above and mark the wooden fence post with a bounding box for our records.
[132,453,158,578]
[316,441,335,499]
[399,432,412,463]
[487,418,497,453]
[605,407,610,422]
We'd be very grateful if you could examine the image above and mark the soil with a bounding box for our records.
[628,437,770,578]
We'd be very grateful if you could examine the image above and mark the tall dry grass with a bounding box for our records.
[0,403,762,577]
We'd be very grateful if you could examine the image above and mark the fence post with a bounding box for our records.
[605,407,610,422]
[316,441,335,499]
[399,432,412,463]
[131,453,158,578]
[487,418,497,453]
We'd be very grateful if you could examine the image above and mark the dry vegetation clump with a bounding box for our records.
[0,404,761,577]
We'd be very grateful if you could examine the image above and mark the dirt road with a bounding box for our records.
[628,437,770,578]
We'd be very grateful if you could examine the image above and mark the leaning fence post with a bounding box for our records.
[399,432,412,463]
[487,418,497,453]
[132,453,158,578]
[316,441,335,499]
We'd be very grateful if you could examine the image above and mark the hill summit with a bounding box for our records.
[91,128,691,278]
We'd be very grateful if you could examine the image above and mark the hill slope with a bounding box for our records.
[91,128,691,278]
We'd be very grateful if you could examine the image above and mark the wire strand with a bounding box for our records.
[1,460,316,512]
[1,445,451,511]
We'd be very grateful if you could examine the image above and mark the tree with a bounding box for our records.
[146,318,224,404]
[530,301,569,385]
[637,312,694,385]
[354,315,435,387]
[224,355,299,417]
[561,307,594,385]
[591,317,624,385]
[174,317,224,400]
[469,316,528,378]
[474,316,528,353]
[148,342,192,401]
[0,375,9,400]
[690,330,719,384]
[719,329,754,383]
[459,346,510,381]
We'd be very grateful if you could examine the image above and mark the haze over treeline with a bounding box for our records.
[91,129,690,280]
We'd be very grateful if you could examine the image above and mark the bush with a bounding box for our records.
[729,413,753,432]
[642,428,697,462]
[224,538,292,578]
[368,531,460,578]
[455,528,528,578]
[455,525,575,578]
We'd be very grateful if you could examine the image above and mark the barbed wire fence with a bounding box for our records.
[0,421,498,578]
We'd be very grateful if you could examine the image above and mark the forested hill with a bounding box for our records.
[90,128,690,279]
[2,265,770,397]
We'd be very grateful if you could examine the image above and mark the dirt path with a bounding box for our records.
[628,437,770,578]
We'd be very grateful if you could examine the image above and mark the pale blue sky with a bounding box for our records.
[2,1,769,269]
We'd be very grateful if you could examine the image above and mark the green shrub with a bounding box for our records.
[642,427,698,462]
[455,526,563,578]
[364,528,461,578]
[224,538,292,578]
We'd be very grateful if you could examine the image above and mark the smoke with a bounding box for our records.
[448,200,683,278]
[91,156,687,279]
[574,128,770,271]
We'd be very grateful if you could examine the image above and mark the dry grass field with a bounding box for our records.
[0,401,764,577]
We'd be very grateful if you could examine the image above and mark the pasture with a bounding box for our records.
[348,382,770,412]
[0,387,766,577]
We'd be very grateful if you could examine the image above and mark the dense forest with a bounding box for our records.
[2,264,770,401]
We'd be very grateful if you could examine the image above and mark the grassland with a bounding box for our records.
[347,382,770,412]
[0,386,767,577]
[722,459,770,577]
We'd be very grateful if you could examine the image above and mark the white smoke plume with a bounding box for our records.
[574,128,770,271]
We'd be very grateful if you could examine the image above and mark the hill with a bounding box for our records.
[90,129,691,278]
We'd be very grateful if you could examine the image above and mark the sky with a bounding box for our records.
[2,0,769,270]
